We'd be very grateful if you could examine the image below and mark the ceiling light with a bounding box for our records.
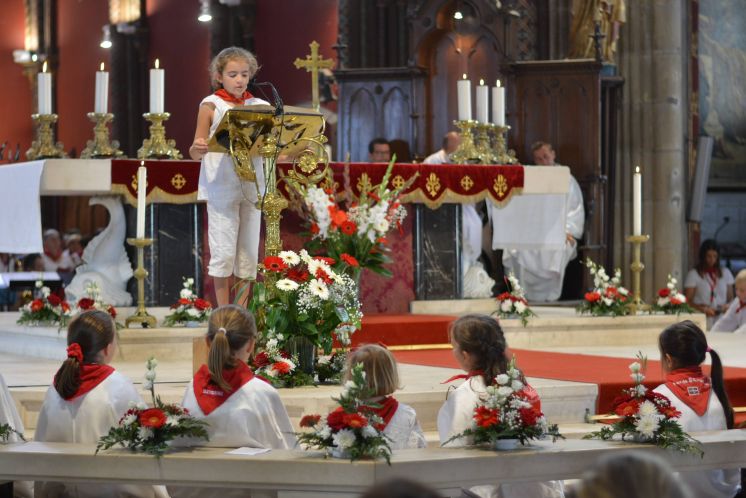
[198,0,212,22]
[100,25,112,49]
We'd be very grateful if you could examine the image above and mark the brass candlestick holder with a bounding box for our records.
[125,237,157,328]
[81,113,124,159]
[26,114,67,160]
[626,234,651,314]
[450,119,479,164]
[492,125,518,164]
[474,123,497,164]
[257,133,288,259]
[137,112,182,159]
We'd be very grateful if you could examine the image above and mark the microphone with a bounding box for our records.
[248,78,284,117]
[714,216,730,242]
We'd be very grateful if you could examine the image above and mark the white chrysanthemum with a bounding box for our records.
[637,400,658,418]
[180,288,193,299]
[276,279,299,291]
[514,301,527,314]
[279,250,300,266]
[362,425,378,439]
[317,423,332,439]
[495,374,509,385]
[635,414,659,438]
[121,414,137,426]
[332,429,356,450]
[602,297,613,307]
[500,300,513,313]
[187,308,200,317]
[138,427,154,440]
[309,279,330,300]
[511,379,524,391]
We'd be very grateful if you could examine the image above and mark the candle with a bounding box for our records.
[491,79,505,126]
[94,62,109,114]
[457,74,472,121]
[149,59,164,114]
[38,61,52,115]
[633,166,642,236]
[476,79,489,123]
[136,162,147,238]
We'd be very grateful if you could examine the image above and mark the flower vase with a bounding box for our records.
[287,336,316,374]
[330,446,351,459]
[185,321,201,328]
[494,438,520,451]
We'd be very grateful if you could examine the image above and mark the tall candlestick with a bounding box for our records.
[476,79,489,123]
[633,166,642,236]
[38,61,52,115]
[491,79,505,126]
[457,74,472,121]
[149,59,165,114]
[136,163,147,238]
[94,62,109,114]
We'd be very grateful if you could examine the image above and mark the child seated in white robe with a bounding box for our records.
[437,314,564,498]
[343,344,426,450]
[711,269,746,333]
[34,310,168,498]
[168,305,296,498]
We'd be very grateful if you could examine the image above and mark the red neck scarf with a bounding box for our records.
[704,270,718,303]
[441,370,484,384]
[737,300,746,313]
[665,366,711,416]
[193,362,255,415]
[214,89,253,105]
[364,396,399,430]
[58,364,115,400]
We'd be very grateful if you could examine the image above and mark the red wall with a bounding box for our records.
[0,0,34,159]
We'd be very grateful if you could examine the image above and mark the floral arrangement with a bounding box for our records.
[583,353,702,455]
[252,337,314,388]
[96,357,209,456]
[291,160,413,278]
[443,358,563,448]
[316,350,348,384]
[16,281,71,327]
[295,363,392,463]
[74,281,118,323]
[651,275,693,315]
[495,273,536,327]
[0,424,25,443]
[576,258,630,316]
[163,277,212,327]
[249,249,362,355]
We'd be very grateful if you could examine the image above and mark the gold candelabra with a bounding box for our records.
[26,114,67,160]
[125,237,157,328]
[492,125,518,164]
[474,123,497,164]
[626,234,651,314]
[450,119,479,164]
[257,134,288,258]
[80,113,124,159]
[137,112,182,159]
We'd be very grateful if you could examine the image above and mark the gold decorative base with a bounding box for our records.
[492,125,518,164]
[26,114,67,160]
[450,120,479,164]
[626,234,651,314]
[125,237,157,328]
[475,123,497,164]
[137,113,182,160]
[81,113,124,159]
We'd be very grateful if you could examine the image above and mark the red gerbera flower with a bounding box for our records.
[61,301,70,312]
[315,268,333,284]
[585,291,601,303]
[342,412,368,429]
[47,294,62,306]
[253,351,270,368]
[263,256,287,272]
[519,406,540,426]
[328,207,348,227]
[299,414,321,428]
[287,268,310,283]
[272,361,292,375]
[474,406,499,428]
[340,253,359,267]
[77,298,95,310]
[139,408,167,429]
[193,298,212,311]
[341,220,357,235]
[30,299,44,312]
[658,288,671,298]
[327,408,346,430]
[313,256,336,266]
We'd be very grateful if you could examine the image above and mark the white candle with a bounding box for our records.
[38,61,52,115]
[633,166,642,236]
[136,163,147,238]
[457,74,472,121]
[491,79,505,126]
[149,59,164,114]
[94,62,109,114]
[476,79,489,123]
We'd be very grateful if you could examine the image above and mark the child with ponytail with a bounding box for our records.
[35,310,166,498]
[438,314,564,498]
[654,320,740,498]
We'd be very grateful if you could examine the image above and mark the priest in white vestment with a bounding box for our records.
[502,142,585,301]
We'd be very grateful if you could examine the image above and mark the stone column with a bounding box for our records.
[615,0,688,298]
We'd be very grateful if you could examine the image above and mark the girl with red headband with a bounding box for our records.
[34,310,167,498]
[654,320,740,498]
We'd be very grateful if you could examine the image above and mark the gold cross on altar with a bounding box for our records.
[293,40,334,111]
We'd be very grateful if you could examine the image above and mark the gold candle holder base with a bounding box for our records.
[450,119,479,164]
[26,114,67,160]
[81,113,124,159]
[137,112,183,160]
[125,237,157,328]
[492,125,518,164]
[626,234,651,314]
[475,123,497,164]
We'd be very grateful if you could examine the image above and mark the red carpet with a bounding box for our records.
[337,314,455,348]
[393,348,746,416]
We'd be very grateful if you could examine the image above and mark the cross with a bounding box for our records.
[294,41,335,111]
[590,20,606,62]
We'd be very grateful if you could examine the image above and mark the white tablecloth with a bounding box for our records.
[0,161,44,253]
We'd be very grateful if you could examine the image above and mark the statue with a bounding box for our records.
[569,0,626,64]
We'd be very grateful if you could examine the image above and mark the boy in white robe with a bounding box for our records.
[711,269,746,333]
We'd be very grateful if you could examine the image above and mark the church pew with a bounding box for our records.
[1,431,745,497]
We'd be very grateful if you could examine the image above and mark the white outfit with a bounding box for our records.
[42,251,74,272]
[34,371,168,498]
[502,172,584,302]
[437,377,564,498]
[685,268,735,328]
[423,149,450,164]
[198,95,268,279]
[654,383,740,498]
[167,376,296,498]
[0,373,32,498]
[384,402,427,450]
[711,297,746,333]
